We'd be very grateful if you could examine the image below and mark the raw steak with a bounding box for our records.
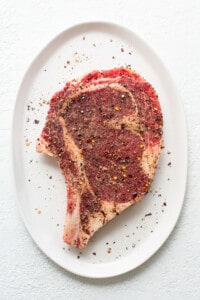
[36,68,163,249]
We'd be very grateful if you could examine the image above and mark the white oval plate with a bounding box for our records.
[12,22,187,278]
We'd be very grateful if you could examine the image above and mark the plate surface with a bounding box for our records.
[12,22,187,278]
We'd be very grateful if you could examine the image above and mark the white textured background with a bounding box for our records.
[0,1,200,299]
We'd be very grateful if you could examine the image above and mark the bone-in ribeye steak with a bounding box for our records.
[36,68,163,249]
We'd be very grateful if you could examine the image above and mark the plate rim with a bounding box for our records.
[12,20,188,279]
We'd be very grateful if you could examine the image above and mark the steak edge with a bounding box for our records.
[36,68,163,249]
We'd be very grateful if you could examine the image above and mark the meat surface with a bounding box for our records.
[36,68,163,249]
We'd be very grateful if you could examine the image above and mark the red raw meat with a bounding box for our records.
[36,68,163,249]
